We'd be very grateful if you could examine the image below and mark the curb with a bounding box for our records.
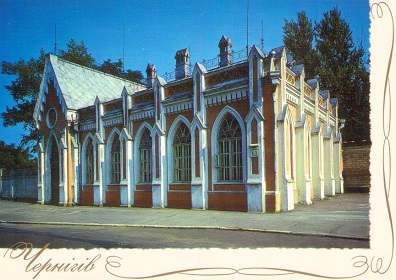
[0,220,369,242]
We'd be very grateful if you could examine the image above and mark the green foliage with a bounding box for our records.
[283,11,318,79]
[125,69,144,84]
[97,58,123,76]
[1,39,144,155]
[1,50,46,147]
[0,141,37,169]
[97,59,144,83]
[58,39,95,67]
[283,7,370,142]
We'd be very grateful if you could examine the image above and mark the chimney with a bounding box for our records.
[218,35,232,67]
[175,48,190,80]
[145,63,157,88]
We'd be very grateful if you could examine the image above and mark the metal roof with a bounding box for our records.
[48,54,145,109]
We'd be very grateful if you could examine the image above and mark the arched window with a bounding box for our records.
[139,129,152,183]
[86,138,94,184]
[218,114,242,181]
[173,123,191,182]
[111,138,121,184]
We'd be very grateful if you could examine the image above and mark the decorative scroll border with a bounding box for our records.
[0,2,393,280]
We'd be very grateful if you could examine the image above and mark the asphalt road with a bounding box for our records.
[0,223,369,249]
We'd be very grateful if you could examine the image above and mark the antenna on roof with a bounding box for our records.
[54,23,57,55]
[122,18,125,78]
[260,19,264,52]
[246,0,249,56]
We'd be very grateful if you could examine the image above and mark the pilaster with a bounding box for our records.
[245,107,266,212]
[120,128,133,207]
[37,136,45,204]
[295,116,312,205]
[191,115,208,209]
[311,127,325,199]
[94,133,105,206]
[60,130,68,206]
[323,132,335,196]
[334,134,344,194]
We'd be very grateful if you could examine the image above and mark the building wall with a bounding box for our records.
[35,40,345,212]
[342,141,371,191]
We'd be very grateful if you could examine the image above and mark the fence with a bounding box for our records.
[0,168,37,202]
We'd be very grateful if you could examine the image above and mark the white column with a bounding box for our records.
[334,139,344,194]
[73,142,79,204]
[276,119,295,211]
[37,142,45,204]
[94,142,105,206]
[323,137,335,196]
[311,130,325,199]
[152,132,167,208]
[295,124,312,205]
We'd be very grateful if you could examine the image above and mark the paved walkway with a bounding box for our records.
[0,193,369,240]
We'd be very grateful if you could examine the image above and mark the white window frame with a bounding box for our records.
[173,123,191,183]
[217,115,243,182]
[111,139,121,184]
[85,138,94,184]
[139,129,152,183]
[211,107,246,185]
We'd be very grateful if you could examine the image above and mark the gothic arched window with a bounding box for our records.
[111,138,121,184]
[86,138,94,184]
[218,114,242,181]
[173,123,191,182]
[139,129,152,183]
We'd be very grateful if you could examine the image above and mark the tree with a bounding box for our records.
[315,8,370,141]
[1,50,47,148]
[1,39,144,155]
[0,141,36,169]
[283,11,318,79]
[58,39,95,67]
[97,58,123,77]
[97,59,144,83]
[1,40,96,153]
[125,69,144,84]
[283,8,370,141]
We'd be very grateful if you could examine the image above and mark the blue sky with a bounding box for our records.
[0,0,370,146]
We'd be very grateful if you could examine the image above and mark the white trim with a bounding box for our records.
[80,122,96,132]
[164,101,193,114]
[46,107,58,129]
[205,89,248,107]
[131,108,155,121]
[103,116,123,127]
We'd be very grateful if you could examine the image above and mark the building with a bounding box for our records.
[33,36,344,213]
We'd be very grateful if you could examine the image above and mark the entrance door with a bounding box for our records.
[50,137,60,205]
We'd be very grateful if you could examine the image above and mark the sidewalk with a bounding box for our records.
[0,193,369,240]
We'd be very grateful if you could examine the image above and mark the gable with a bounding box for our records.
[34,54,146,126]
